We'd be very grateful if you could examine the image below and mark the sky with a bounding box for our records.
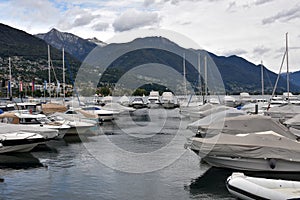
[1,0,300,72]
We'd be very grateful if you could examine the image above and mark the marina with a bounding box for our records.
[1,3,300,198]
[0,93,300,199]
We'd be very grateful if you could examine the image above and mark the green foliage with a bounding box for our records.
[133,88,148,96]
[97,87,111,96]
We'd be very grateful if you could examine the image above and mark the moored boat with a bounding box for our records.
[130,97,148,109]
[0,111,69,138]
[226,172,300,200]
[161,92,178,109]
[185,131,300,172]
[0,132,45,153]
[81,105,118,121]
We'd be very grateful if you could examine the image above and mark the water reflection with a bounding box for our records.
[185,167,234,199]
[0,153,43,169]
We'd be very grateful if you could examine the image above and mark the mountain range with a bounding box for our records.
[35,28,106,61]
[0,23,81,87]
[0,23,299,95]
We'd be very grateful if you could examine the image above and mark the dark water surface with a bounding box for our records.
[0,108,236,200]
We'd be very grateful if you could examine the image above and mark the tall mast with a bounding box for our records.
[204,55,207,102]
[183,53,187,97]
[286,32,290,103]
[48,45,51,99]
[62,48,66,102]
[9,57,12,99]
[198,53,201,97]
[261,60,264,96]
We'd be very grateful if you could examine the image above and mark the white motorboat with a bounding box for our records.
[101,102,136,114]
[147,91,161,108]
[0,111,70,138]
[0,132,45,153]
[0,123,59,140]
[185,131,300,172]
[265,96,286,109]
[283,92,300,104]
[81,106,118,121]
[161,92,178,109]
[239,92,253,104]
[130,97,148,109]
[48,113,96,136]
[226,172,300,200]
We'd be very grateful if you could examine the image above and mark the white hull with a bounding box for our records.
[55,128,69,138]
[65,126,92,135]
[203,156,300,172]
[0,143,40,153]
[98,114,115,121]
[226,173,300,200]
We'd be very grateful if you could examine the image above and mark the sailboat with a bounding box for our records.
[265,33,300,121]
[42,45,68,114]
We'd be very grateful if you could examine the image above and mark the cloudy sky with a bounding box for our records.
[1,0,300,72]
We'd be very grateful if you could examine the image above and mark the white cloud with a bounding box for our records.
[253,45,271,56]
[73,13,101,27]
[2,0,300,72]
[254,0,274,6]
[92,22,110,31]
[262,5,300,24]
[113,9,160,32]
[144,0,156,7]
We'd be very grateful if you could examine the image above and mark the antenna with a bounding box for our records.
[286,32,290,103]
[261,60,264,96]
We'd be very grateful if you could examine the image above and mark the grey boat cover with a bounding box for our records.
[188,131,300,162]
[187,108,246,129]
[284,114,300,127]
[200,115,297,140]
[265,104,300,120]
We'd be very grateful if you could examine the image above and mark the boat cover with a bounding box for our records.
[188,131,300,162]
[197,115,297,140]
[284,114,300,127]
[187,108,246,129]
[265,104,300,119]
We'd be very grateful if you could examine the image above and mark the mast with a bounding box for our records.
[286,32,290,103]
[48,45,51,99]
[261,60,264,96]
[204,55,207,103]
[183,53,187,97]
[198,53,201,97]
[9,57,12,99]
[63,48,66,103]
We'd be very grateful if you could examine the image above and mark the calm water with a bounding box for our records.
[0,108,236,200]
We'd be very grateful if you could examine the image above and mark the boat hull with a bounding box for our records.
[65,126,93,136]
[226,173,300,200]
[98,114,115,121]
[203,156,300,172]
[0,143,41,153]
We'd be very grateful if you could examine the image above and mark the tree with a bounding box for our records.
[133,88,147,96]
[98,87,111,96]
